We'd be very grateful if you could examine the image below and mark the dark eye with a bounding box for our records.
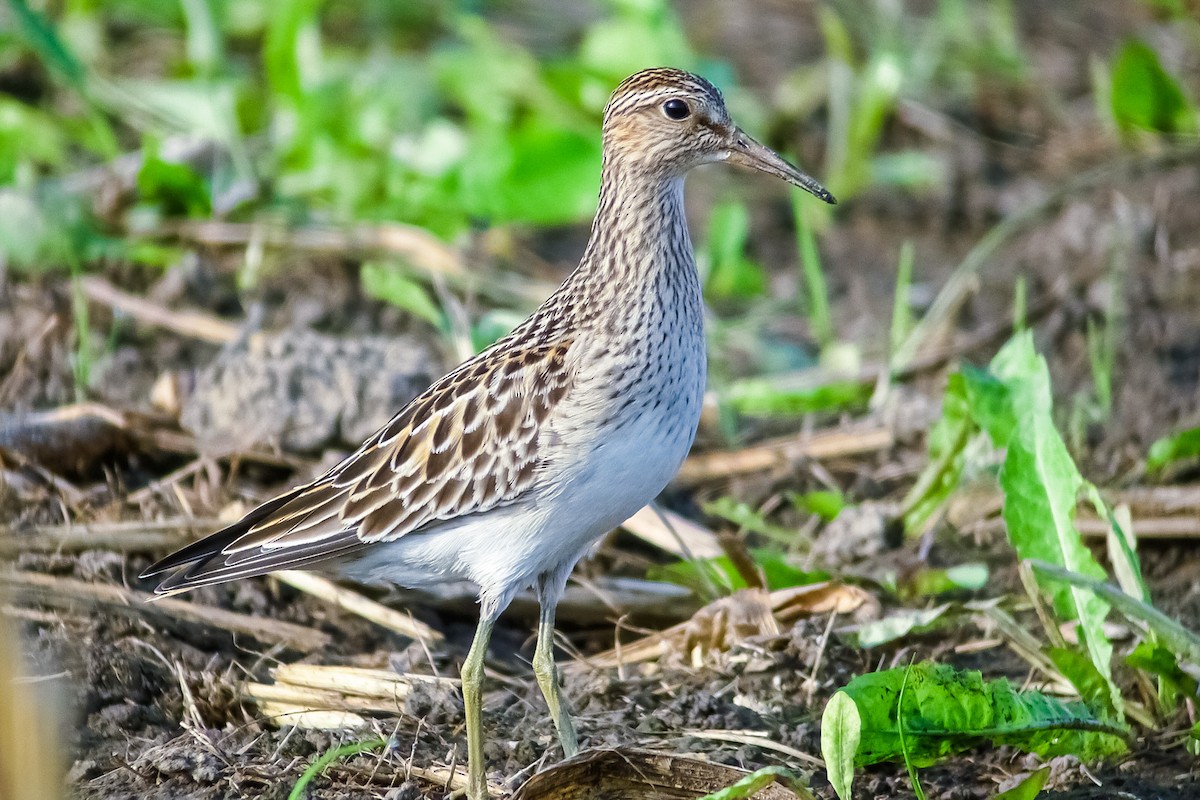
[662,98,690,121]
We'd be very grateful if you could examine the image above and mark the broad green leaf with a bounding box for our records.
[820,691,860,800]
[970,333,1116,713]
[836,662,1128,768]
[901,563,989,598]
[960,366,1013,446]
[704,200,766,300]
[137,143,212,217]
[1110,40,1197,135]
[264,0,322,106]
[0,98,66,182]
[1146,426,1200,473]
[1046,647,1121,721]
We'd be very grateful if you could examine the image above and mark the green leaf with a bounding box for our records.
[289,737,387,800]
[360,263,444,328]
[900,372,973,536]
[1029,561,1200,667]
[970,333,1117,713]
[853,604,954,648]
[835,662,1128,768]
[901,563,989,598]
[7,0,87,91]
[648,549,827,594]
[703,497,798,544]
[1146,426,1200,473]
[264,0,322,106]
[137,143,212,217]
[820,691,860,800]
[1110,40,1197,135]
[704,200,766,300]
[1125,641,1198,701]
[790,490,846,522]
[1046,647,1121,722]
[993,768,1050,800]
[1101,501,1150,605]
[724,376,871,416]
[693,766,811,800]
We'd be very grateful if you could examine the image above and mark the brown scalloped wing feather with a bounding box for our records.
[165,337,577,589]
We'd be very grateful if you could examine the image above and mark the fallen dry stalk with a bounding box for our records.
[274,570,442,645]
[620,505,722,559]
[80,276,241,344]
[171,220,464,279]
[948,483,1200,540]
[0,570,329,651]
[0,518,218,555]
[244,663,457,731]
[675,422,894,487]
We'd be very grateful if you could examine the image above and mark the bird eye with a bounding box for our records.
[662,98,691,121]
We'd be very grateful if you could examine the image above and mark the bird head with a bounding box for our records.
[602,67,836,204]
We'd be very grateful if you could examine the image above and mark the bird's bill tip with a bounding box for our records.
[726,131,837,205]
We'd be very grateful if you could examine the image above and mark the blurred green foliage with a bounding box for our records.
[1109,39,1197,135]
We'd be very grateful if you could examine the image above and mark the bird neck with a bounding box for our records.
[566,158,697,321]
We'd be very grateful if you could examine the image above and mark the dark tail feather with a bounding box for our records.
[140,485,311,579]
[153,534,362,595]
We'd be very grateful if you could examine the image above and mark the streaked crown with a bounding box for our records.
[600,67,735,174]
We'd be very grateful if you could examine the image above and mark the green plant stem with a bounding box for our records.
[794,198,834,348]
[288,737,388,800]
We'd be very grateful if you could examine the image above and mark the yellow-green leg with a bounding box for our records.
[462,613,495,800]
[531,600,579,757]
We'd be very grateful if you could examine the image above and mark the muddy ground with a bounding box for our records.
[3,0,1200,798]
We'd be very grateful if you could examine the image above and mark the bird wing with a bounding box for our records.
[144,337,576,593]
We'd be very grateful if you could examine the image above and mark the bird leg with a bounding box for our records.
[532,597,579,757]
[462,612,496,800]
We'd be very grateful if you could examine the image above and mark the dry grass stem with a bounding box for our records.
[621,505,723,559]
[274,571,442,645]
[0,518,219,555]
[245,664,459,730]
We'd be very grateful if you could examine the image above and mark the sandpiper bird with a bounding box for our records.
[143,67,834,798]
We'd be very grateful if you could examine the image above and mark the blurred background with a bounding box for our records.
[2,0,1200,798]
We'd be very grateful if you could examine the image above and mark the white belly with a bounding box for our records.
[338,390,700,613]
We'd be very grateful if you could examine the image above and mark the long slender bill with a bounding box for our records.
[727,129,837,205]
